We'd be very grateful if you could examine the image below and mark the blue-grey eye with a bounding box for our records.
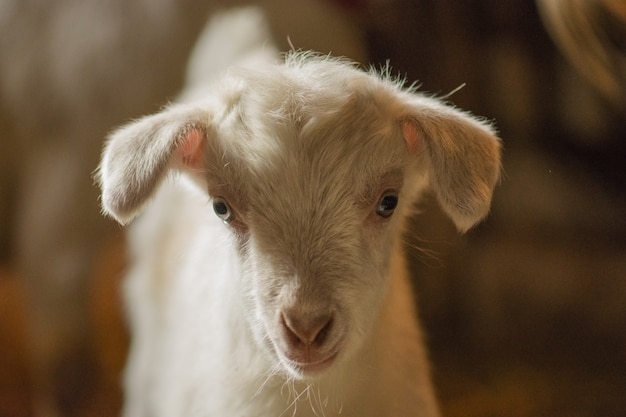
[213,197,233,223]
[376,190,399,218]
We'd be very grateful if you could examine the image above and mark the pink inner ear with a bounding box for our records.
[402,121,420,153]
[179,128,205,168]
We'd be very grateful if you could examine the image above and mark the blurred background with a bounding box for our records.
[0,0,624,416]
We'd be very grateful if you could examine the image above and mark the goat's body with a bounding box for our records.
[124,178,439,417]
[99,8,500,416]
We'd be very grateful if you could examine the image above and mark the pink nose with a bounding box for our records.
[280,310,333,348]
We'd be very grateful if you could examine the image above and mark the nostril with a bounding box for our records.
[314,316,333,345]
[281,311,333,347]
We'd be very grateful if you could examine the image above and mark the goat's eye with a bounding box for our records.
[212,197,233,223]
[376,190,399,218]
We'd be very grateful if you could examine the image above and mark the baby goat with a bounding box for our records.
[98,50,501,417]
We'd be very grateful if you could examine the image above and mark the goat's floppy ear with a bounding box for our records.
[400,95,502,232]
[97,104,211,225]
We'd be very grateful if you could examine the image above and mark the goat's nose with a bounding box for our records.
[280,310,333,347]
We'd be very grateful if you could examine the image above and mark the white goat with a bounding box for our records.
[98,10,501,417]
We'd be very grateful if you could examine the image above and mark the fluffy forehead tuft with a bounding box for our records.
[207,53,410,204]
[282,50,408,91]
[225,51,406,126]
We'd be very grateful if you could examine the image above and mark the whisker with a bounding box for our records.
[278,381,309,417]
[402,236,445,269]
[252,362,282,398]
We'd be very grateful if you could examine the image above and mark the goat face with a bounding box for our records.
[98,54,501,380]
[208,89,414,377]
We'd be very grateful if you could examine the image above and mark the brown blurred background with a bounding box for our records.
[1,1,625,416]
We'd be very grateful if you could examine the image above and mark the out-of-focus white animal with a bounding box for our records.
[97,7,501,417]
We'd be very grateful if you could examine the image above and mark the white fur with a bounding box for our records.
[98,8,501,417]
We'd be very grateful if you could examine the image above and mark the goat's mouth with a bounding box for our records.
[289,350,339,374]
[269,332,346,378]
[280,349,340,377]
